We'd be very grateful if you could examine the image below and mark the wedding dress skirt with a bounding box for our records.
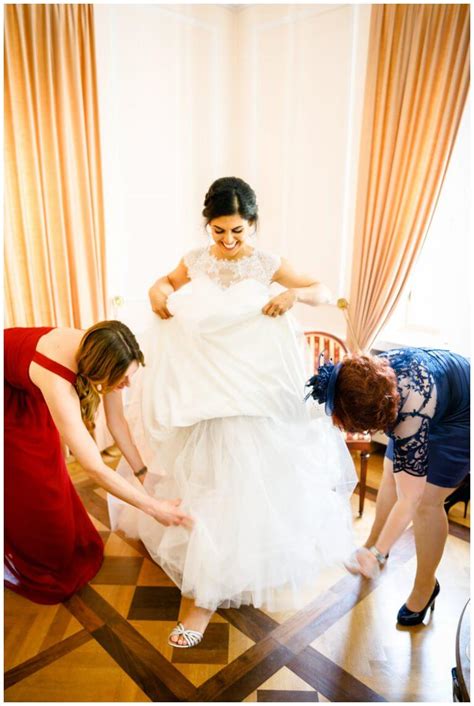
[108,276,357,611]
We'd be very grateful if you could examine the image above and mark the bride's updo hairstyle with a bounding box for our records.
[202,177,258,226]
[332,355,399,434]
[75,321,145,432]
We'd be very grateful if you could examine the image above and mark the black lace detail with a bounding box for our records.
[379,349,437,477]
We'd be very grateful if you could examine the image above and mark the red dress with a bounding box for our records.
[4,327,104,604]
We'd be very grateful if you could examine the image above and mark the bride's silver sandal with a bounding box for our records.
[168,621,204,649]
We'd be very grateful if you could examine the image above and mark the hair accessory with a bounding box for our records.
[305,354,342,415]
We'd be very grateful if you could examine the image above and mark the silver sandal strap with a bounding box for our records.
[170,622,203,647]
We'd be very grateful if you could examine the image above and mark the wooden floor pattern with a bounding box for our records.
[4,451,470,702]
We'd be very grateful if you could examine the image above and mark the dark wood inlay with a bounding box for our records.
[66,584,196,701]
[257,689,319,701]
[4,629,92,689]
[196,638,293,702]
[64,592,106,632]
[289,646,387,702]
[449,519,470,542]
[218,605,276,643]
[92,624,179,702]
[127,586,181,621]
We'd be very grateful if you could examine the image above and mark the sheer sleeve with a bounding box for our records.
[390,356,438,477]
[183,247,206,279]
[258,251,281,284]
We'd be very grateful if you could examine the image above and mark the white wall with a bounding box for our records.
[94,3,371,336]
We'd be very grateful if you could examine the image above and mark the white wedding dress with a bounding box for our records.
[108,247,357,611]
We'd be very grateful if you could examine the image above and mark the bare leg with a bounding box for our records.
[170,596,214,646]
[404,482,455,611]
[364,457,397,548]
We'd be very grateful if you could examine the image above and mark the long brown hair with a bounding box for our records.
[74,321,145,432]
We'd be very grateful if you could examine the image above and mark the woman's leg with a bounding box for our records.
[404,481,455,611]
[170,596,214,646]
[363,457,397,548]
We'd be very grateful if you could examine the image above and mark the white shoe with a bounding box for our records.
[168,621,204,649]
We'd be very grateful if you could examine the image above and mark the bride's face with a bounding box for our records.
[208,215,254,258]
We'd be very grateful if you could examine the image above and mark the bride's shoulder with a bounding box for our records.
[183,246,208,269]
[255,249,282,274]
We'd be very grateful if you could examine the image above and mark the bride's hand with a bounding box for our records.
[147,497,194,529]
[149,289,173,320]
[262,290,297,317]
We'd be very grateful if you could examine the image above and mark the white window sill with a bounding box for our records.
[374,330,451,352]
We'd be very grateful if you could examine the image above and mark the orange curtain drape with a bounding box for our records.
[4,4,107,328]
[348,4,470,352]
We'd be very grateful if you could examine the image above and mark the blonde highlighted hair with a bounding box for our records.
[74,321,145,432]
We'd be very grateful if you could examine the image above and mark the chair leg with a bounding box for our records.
[358,451,370,517]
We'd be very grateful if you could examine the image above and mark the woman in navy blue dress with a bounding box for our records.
[306,347,470,626]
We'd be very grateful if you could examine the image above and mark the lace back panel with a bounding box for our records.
[380,349,438,477]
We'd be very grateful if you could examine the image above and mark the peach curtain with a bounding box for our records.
[348,4,470,352]
[4,5,107,328]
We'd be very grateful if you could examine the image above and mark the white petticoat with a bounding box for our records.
[108,277,357,612]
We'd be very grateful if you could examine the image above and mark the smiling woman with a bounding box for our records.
[109,176,357,649]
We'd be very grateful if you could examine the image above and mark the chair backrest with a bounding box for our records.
[305,330,349,373]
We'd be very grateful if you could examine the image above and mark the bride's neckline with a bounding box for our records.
[207,246,256,263]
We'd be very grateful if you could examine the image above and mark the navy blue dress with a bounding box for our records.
[379,348,470,488]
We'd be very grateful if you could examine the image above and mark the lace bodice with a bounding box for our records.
[379,349,438,477]
[183,247,281,289]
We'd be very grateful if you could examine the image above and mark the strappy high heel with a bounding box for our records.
[397,580,440,626]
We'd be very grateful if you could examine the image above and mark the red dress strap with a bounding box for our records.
[31,351,77,385]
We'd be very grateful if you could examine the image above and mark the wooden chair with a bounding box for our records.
[305,330,371,516]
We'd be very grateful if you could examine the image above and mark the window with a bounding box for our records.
[377,93,470,357]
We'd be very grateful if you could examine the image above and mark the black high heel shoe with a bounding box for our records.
[444,475,470,518]
[397,580,440,626]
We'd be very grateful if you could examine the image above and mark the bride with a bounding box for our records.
[108,177,357,648]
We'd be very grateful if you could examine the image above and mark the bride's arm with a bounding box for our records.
[148,259,190,319]
[263,258,331,316]
[274,259,331,306]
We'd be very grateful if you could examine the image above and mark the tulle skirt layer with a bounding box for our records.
[109,413,356,612]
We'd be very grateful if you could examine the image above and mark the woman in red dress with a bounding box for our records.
[4,321,192,605]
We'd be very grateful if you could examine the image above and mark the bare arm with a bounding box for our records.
[103,389,146,479]
[148,259,190,319]
[263,258,331,317]
[39,375,192,528]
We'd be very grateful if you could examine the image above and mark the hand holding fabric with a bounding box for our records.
[262,290,297,317]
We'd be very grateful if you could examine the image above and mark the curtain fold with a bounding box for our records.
[5,4,107,328]
[348,4,470,352]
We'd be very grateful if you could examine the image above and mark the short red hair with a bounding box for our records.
[332,355,399,433]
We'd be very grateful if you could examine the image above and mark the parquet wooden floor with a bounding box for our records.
[4,450,470,702]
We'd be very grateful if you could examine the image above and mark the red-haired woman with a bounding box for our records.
[306,347,470,626]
